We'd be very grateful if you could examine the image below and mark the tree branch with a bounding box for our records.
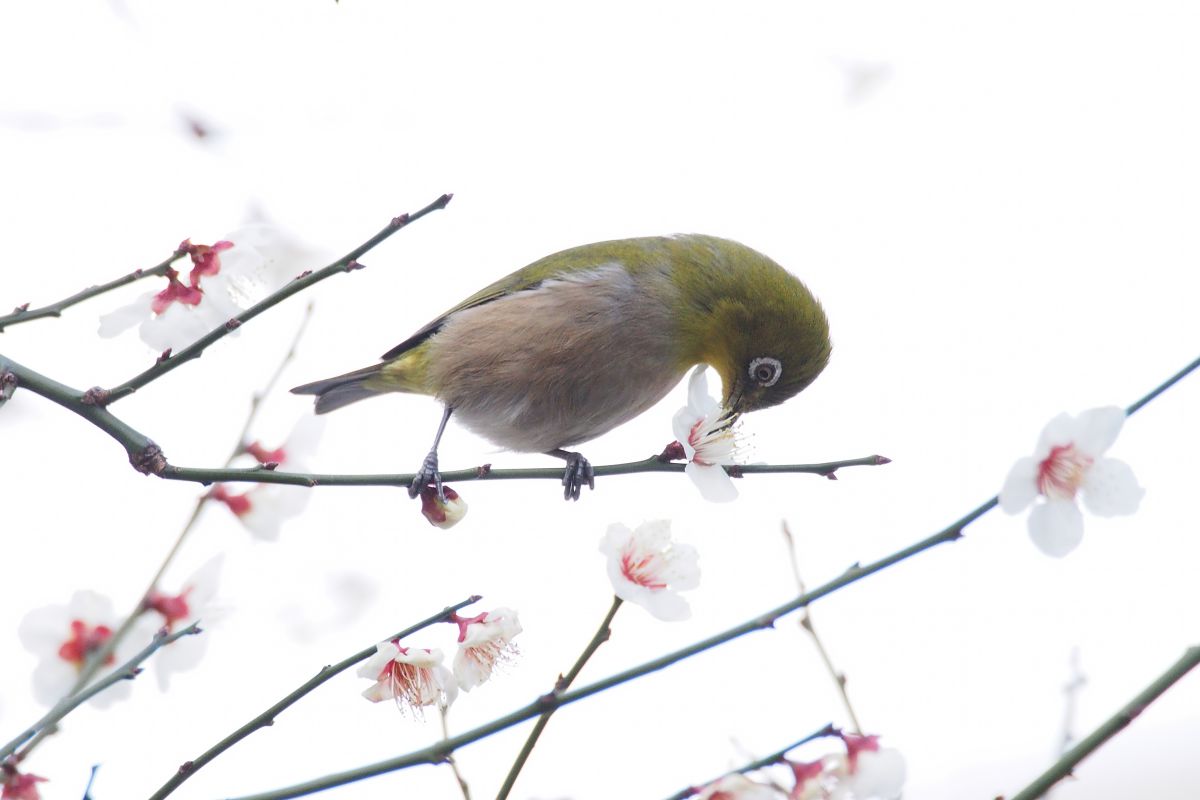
[1009,645,1200,800]
[662,723,839,800]
[146,596,481,800]
[102,192,451,403]
[223,499,996,800]
[496,596,624,800]
[0,624,201,763]
[0,248,186,333]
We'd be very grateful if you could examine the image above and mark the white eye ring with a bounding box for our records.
[748,357,782,388]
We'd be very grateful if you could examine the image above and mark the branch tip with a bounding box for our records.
[873,454,892,465]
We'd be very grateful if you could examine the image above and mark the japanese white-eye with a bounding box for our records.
[292,235,831,500]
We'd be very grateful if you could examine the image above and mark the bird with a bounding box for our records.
[291,234,831,501]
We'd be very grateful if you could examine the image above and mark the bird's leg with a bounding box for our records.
[409,405,454,501]
[546,448,595,501]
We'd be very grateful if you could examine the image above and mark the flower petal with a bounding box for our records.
[999,457,1040,513]
[1081,457,1144,517]
[1028,500,1085,557]
[1072,406,1126,458]
[97,293,156,338]
[685,461,738,502]
[637,586,693,621]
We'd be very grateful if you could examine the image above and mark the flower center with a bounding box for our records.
[57,619,115,669]
[620,546,668,590]
[1037,444,1093,500]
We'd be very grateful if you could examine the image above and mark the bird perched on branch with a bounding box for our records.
[292,235,831,501]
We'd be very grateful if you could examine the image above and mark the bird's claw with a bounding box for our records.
[560,451,595,502]
[409,451,443,500]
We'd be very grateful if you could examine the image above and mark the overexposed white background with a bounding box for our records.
[1,2,1197,799]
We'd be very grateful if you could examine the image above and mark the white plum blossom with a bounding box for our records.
[17,591,141,707]
[672,365,742,502]
[599,520,700,621]
[697,774,782,799]
[210,414,325,540]
[357,641,458,712]
[1000,406,1144,557]
[99,224,319,353]
[142,556,223,690]
[451,607,522,691]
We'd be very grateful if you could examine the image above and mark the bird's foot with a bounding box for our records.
[555,450,594,502]
[409,450,443,500]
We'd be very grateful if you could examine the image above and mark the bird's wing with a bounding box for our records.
[379,237,670,361]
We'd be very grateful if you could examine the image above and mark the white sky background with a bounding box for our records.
[1,2,1198,799]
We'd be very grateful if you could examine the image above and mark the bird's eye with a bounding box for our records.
[748,356,782,388]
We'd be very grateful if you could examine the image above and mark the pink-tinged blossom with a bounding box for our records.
[99,225,320,353]
[356,641,458,712]
[672,365,741,502]
[1000,406,1144,557]
[787,735,906,800]
[697,774,783,799]
[599,520,700,621]
[17,591,139,707]
[1,768,48,800]
[210,415,325,540]
[450,608,521,691]
[142,556,223,691]
[419,484,468,529]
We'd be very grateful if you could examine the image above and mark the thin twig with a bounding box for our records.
[661,724,839,800]
[146,596,481,800]
[782,522,862,734]
[103,194,452,403]
[14,305,316,762]
[224,499,996,800]
[0,624,201,762]
[1009,645,1200,800]
[439,706,472,800]
[496,596,623,800]
[0,247,186,333]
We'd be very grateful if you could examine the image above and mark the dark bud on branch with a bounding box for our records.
[81,386,111,406]
[157,348,172,363]
[657,440,686,462]
[0,370,17,407]
[130,443,168,475]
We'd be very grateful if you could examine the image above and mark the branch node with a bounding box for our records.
[177,761,195,776]
[81,386,111,406]
[390,213,411,227]
[0,370,17,405]
[261,462,280,471]
[476,463,492,478]
[157,348,172,364]
[13,302,29,313]
[344,260,365,272]
[536,691,559,711]
[295,269,313,280]
[130,443,168,475]
[225,318,242,331]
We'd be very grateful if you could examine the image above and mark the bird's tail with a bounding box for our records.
[291,356,426,414]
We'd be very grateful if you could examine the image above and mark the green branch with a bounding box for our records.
[103,194,452,403]
[224,499,992,800]
[1009,645,1200,800]
[146,597,480,800]
[0,248,186,333]
[0,623,201,763]
[662,723,839,800]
